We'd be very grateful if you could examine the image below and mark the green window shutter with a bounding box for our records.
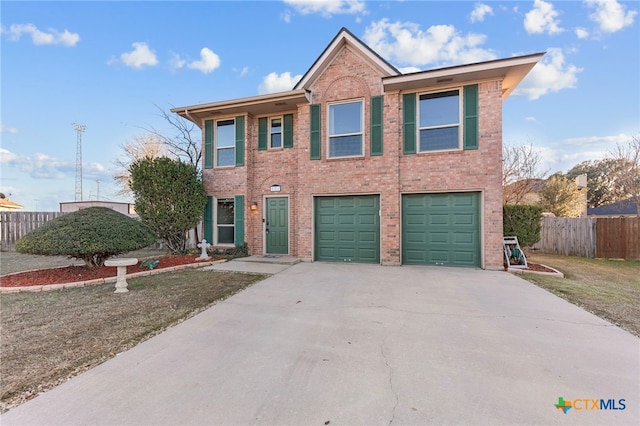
[463,84,479,150]
[283,114,294,148]
[204,120,213,169]
[234,195,245,246]
[235,115,245,166]
[258,117,268,151]
[310,104,321,160]
[204,196,213,243]
[370,95,383,156]
[402,93,416,154]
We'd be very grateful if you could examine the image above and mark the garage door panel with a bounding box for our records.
[338,231,356,242]
[429,214,450,226]
[403,193,480,267]
[315,195,380,263]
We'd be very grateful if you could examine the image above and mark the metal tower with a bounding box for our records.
[73,123,86,201]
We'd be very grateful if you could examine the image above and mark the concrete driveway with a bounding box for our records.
[2,262,638,425]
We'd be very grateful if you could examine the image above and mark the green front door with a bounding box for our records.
[266,197,288,254]
[314,195,380,263]
[402,192,480,267]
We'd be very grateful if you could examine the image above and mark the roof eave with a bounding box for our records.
[171,89,311,126]
[383,52,545,100]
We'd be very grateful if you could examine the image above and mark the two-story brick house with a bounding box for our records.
[172,28,543,269]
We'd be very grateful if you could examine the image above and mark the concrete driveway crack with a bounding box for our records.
[380,342,399,425]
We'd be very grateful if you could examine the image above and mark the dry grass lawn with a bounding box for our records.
[0,268,266,413]
[520,252,640,338]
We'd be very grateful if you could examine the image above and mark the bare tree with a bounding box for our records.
[113,133,167,196]
[144,106,201,170]
[502,144,548,204]
[610,134,640,216]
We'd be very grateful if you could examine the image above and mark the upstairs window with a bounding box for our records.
[328,100,363,158]
[270,118,282,149]
[216,119,235,167]
[418,90,460,152]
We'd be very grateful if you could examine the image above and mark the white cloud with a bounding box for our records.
[188,47,221,74]
[5,23,80,46]
[470,3,493,23]
[236,66,249,77]
[117,42,158,69]
[513,48,582,100]
[525,116,538,122]
[575,27,590,39]
[524,0,564,35]
[0,123,18,134]
[168,52,186,71]
[586,0,637,33]
[562,133,632,146]
[0,148,107,180]
[258,72,302,94]
[283,0,366,17]
[362,19,496,68]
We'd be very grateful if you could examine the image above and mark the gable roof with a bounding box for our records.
[587,199,638,216]
[293,27,400,90]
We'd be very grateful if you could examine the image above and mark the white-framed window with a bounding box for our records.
[270,117,282,149]
[328,99,363,158]
[216,198,234,245]
[418,89,461,152]
[216,119,235,167]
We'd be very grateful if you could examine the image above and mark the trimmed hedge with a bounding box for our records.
[503,204,543,247]
[15,207,158,267]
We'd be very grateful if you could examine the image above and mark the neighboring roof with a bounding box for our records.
[587,199,638,216]
[504,178,546,193]
[383,52,545,100]
[0,198,24,210]
[293,27,400,90]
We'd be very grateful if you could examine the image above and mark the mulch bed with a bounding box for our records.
[0,255,220,287]
[507,262,559,273]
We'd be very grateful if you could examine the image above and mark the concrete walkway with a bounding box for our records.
[2,263,638,425]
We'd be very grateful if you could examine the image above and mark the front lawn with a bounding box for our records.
[0,268,266,413]
[520,252,640,338]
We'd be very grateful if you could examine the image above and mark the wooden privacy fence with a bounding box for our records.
[533,216,640,260]
[1,211,66,251]
[596,217,640,260]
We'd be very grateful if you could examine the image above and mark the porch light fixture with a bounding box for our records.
[250,201,258,211]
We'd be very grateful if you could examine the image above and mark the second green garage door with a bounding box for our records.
[315,195,380,263]
[402,192,480,267]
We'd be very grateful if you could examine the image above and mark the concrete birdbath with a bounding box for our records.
[104,258,138,293]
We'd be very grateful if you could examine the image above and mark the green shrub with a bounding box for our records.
[503,204,543,247]
[15,207,158,267]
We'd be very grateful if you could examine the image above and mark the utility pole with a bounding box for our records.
[96,180,101,201]
[73,123,86,201]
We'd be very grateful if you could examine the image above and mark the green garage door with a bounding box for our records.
[315,195,380,263]
[402,193,480,267]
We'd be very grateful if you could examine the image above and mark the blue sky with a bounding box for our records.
[2,0,638,211]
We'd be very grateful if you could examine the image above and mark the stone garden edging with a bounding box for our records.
[508,263,564,278]
[0,259,227,294]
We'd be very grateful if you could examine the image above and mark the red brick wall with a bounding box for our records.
[202,46,505,269]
